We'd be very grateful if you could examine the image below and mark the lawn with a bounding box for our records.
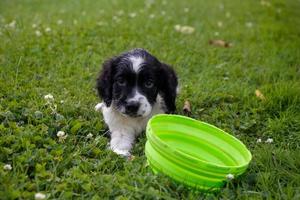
[1,0,300,199]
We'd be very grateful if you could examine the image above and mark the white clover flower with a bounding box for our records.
[35,30,42,37]
[45,27,51,33]
[117,10,124,16]
[161,11,166,15]
[217,21,223,27]
[214,31,220,36]
[87,133,93,139]
[3,164,12,171]
[60,100,64,104]
[184,8,189,13]
[225,12,231,18]
[174,24,181,31]
[219,4,224,10]
[59,134,68,142]
[57,131,67,142]
[113,16,120,22]
[59,9,66,14]
[149,14,155,19]
[5,20,17,29]
[95,103,104,112]
[246,22,253,28]
[57,19,63,25]
[265,138,273,143]
[256,138,262,143]
[57,131,65,137]
[97,21,104,26]
[6,20,16,28]
[276,9,282,14]
[129,13,137,18]
[260,0,271,7]
[226,173,234,180]
[32,23,38,28]
[44,94,54,101]
[145,0,155,8]
[35,192,46,200]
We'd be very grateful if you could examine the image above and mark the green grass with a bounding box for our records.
[1,0,300,199]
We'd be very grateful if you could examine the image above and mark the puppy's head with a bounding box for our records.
[96,48,177,118]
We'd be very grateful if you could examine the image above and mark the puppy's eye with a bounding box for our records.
[144,80,154,88]
[117,78,126,86]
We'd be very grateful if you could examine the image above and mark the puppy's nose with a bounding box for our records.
[125,101,140,113]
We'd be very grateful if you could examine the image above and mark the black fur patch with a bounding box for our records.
[96,48,178,113]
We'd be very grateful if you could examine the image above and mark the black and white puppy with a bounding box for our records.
[96,48,178,156]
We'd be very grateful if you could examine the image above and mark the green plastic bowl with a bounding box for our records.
[145,114,252,191]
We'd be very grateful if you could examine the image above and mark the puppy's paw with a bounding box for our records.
[112,148,131,157]
[109,133,134,158]
[95,102,104,112]
[108,142,131,157]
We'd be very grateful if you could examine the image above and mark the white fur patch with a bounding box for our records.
[139,101,151,117]
[129,56,144,72]
[127,90,151,117]
[176,85,180,94]
[109,131,134,157]
[101,95,165,156]
[95,103,104,112]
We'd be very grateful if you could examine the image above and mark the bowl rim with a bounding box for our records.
[145,144,225,191]
[146,114,252,169]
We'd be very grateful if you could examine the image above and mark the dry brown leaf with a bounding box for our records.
[183,100,191,114]
[209,39,232,48]
[255,89,266,100]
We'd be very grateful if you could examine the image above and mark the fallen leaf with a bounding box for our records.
[183,100,191,114]
[209,39,232,48]
[255,89,266,100]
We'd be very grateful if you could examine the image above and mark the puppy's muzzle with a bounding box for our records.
[125,101,140,116]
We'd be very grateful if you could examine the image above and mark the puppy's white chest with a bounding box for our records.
[103,106,145,135]
[97,96,165,156]
[101,98,164,136]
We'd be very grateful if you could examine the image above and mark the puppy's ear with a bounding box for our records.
[158,63,178,113]
[96,58,116,107]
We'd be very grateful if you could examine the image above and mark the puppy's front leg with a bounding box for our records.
[110,131,135,157]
